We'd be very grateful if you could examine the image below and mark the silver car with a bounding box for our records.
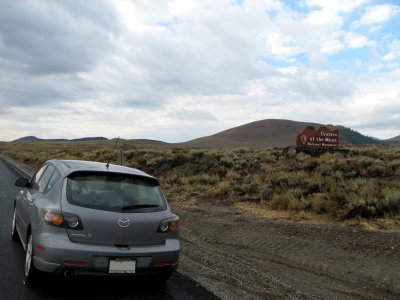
[12,160,180,287]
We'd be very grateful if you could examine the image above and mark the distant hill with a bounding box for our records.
[178,119,382,148]
[384,135,400,147]
[13,136,108,142]
[123,139,171,148]
[13,136,44,142]
[71,137,108,142]
[13,136,67,142]
[10,120,392,148]
[338,127,380,145]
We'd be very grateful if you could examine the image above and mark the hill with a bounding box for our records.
[338,127,380,145]
[10,120,389,148]
[13,136,51,142]
[123,139,171,148]
[385,135,400,147]
[71,137,108,142]
[178,119,381,148]
[13,136,108,142]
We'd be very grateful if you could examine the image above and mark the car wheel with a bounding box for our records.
[24,233,39,287]
[11,206,19,242]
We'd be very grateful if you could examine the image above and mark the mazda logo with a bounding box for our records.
[118,218,130,228]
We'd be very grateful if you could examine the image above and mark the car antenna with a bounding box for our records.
[106,136,120,169]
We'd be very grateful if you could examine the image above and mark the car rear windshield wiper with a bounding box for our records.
[121,204,160,211]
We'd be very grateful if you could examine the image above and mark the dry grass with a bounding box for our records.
[1,141,400,224]
[234,202,400,232]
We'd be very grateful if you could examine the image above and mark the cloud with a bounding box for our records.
[384,40,400,61]
[0,1,120,75]
[0,0,399,141]
[304,0,367,13]
[338,70,400,138]
[167,109,217,121]
[357,4,400,26]
[304,0,366,25]
[344,32,375,48]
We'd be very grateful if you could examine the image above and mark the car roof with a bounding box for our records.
[47,159,157,181]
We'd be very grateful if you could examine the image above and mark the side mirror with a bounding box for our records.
[15,177,30,188]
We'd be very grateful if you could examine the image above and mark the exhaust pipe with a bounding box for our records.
[63,269,74,279]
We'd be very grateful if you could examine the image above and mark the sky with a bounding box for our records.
[0,0,399,142]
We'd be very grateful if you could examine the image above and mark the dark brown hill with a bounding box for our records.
[178,119,380,148]
[178,119,320,148]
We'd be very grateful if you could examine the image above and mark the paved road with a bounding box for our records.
[0,158,217,300]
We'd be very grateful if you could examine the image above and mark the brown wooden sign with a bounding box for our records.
[296,125,339,149]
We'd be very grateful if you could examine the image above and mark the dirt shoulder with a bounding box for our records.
[171,201,400,299]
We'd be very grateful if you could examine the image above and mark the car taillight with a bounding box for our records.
[158,216,179,233]
[43,210,83,230]
[44,210,64,226]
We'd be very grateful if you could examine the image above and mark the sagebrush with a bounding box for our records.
[1,141,399,219]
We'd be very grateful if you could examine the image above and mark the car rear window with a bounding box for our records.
[66,172,167,212]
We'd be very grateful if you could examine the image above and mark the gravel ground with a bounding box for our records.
[172,202,400,300]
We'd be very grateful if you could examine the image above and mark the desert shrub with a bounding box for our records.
[216,180,232,197]
[327,188,349,217]
[269,173,290,188]
[241,182,259,195]
[345,199,378,219]
[308,193,329,214]
[190,150,205,160]
[226,169,241,181]
[270,192,296,211]
[163,174,183,185]
[301,180,321,197]
[388,160,400,172]
[304,158,319,172]
[364,163,387,177]
[169,153,189,167]
[2,142,400,220]
[318,160,335,176]
[258,184,274,200]
[187,174,219,185]
[380,188,400,216]
[344,186,400,219]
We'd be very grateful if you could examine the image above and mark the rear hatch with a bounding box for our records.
[61,172,170,246]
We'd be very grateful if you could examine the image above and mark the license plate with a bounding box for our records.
[109,258,136,274]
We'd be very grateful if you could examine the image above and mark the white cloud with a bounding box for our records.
[305,0,366,25]
[339,69,400,138]
[344,32,375,48]
[358,4,400,25]
[321,37,344,54]
[384,40,400,61]
[304,0,367,13]
[0,0,399,142]
[306,9,343,25]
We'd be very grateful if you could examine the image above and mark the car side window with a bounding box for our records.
[37,164,56,193]
[45,168,61,193]
[30,165,48,191]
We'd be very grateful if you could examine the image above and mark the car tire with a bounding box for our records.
[11,206,19,242]
[24,233,39,287]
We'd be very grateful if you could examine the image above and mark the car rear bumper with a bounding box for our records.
[32,232,180,276]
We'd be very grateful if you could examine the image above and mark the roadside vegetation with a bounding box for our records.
[1,141,399,221]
